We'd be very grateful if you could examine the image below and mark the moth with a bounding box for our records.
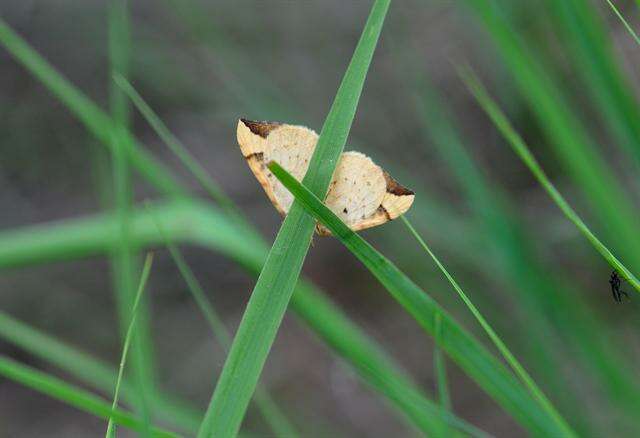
[237,119,415,235]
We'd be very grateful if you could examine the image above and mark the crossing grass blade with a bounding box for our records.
[0,355,178,438]
[197,1,391,436]
[461,69,640,294]
[106,253,154,438]
[400,216,575,437]
[0,200,486,437]
[267,160,571,436]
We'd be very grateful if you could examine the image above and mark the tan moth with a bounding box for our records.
[237,119,415,235]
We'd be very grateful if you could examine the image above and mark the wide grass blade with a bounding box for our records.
[461,69,640,294]
[267,160,571,436]
[197,1,391,436]
[106,253,154,437]
[0,355,177,438]
[401,217,575,436]
[0,200,484,436]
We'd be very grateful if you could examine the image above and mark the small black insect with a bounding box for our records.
[609,270,629,303]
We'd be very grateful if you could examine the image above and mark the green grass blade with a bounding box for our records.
[147,208,299,438]
[604,0,640,45]
[0,310,201,432]
[461,69,640,294]
[459,0,640,273]
[411,70,638,431]
[268,160,573,436]
[113,74,236,213]
[197,2,391,436]
[107,3,153,435]
[401,217,575,437]
[539,0,640,166]
[433,314,451,412]
[106,253,154,437]
[0,356,177,438]
[0,17,184,197]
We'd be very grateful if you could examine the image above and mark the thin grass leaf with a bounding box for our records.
[0,355,177,438]
[433,313,453,437]
[401,216,575,436]
[0,310,201,433]
[433,314,451,412]
[0,17,184,197]
[604,0,640,45]
[410,68,638,432]
[147,207,299,438]
[113,74,236,213]
[106,252,154,437]
[541,0,640,166]
[107,4,154,434]
[0,200,486,437]
[268,160,572,436]
[459,0,640,274]
[197,2,391,436]
[461,69,640,294]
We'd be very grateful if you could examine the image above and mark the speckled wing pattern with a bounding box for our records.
[237,119,415,235]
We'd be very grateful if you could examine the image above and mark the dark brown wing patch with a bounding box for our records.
[383,171,414,196]
[240,119,282,138]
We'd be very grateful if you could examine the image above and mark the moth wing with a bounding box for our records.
[237,119,318,216]
[317,152,414,236]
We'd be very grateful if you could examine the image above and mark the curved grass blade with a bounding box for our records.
[401,217,575,437]
[268,160,573,436]
[106,252,154,437]
[0,200,486,437]
[460,69,640,295]
[0,355,178,438]
[197,2,391,436]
